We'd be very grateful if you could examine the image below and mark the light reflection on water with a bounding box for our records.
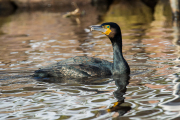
[0,0,180,119]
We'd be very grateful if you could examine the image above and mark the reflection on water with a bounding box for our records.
[107,74,131,116]
[0,0,180,119]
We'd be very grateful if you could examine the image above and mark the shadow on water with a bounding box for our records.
[0,1,18,16]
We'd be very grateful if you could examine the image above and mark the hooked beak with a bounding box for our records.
[90,25,106,33]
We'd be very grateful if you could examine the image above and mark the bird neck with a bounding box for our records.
[110,35,130,75]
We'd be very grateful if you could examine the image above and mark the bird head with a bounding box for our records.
[91,22,121,38]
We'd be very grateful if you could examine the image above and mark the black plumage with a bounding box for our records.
[34,22,130,78]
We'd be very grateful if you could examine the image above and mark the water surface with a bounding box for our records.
[0,1,180,120]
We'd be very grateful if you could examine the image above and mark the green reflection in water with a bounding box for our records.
[61,89,80,93]
[102,0,153,28]
[91,99,108,102]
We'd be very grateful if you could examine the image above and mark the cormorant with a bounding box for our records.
[34,22,130,78]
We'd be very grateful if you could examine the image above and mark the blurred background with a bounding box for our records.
[1,0,180,120]
[0,0,179,69]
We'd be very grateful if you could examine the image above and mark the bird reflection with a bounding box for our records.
[36,73,131,117]
[106,74,131,116]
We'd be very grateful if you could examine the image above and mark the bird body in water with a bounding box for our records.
[34,22,130,78]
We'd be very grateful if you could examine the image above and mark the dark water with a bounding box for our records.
[0,1,180,120]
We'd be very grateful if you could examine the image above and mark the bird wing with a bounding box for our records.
[34,56,112,78]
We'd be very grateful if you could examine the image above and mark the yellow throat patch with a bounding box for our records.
[104,28,111,35]
[103,25,111,35]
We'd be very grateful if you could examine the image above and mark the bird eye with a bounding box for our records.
[106,25,110,28]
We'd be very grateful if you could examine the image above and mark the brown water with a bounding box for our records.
[0,1,180,120]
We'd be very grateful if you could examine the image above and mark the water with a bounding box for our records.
[0,1,180,120]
